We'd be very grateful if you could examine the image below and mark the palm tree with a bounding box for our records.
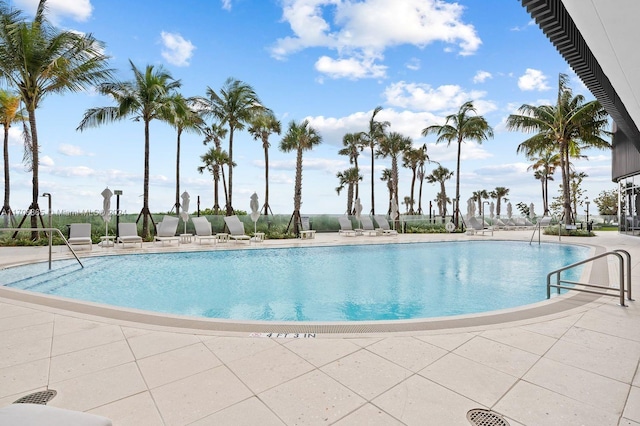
[248,110,281,215]
[416,145,431,215]
[472,189,490,217]
[335,167,362,215]
[362,107,389,215]
[280,120,322,235]
[426,165,454,218]
[402,145,429,214]
[507,73,610,224]
[377,132,412,221]
[380,168,394,215]
[204,78,266,215]
[338,132,365,213]
[77,60,180,238]
[489,187,510,217]
[523,148,559,215]
[201,122,228,213]
[165,94,204,213]
[434,192,451,218]
[422,101,494,228]
[0,89,27,226]
[198,146,234,210]
[0,0,112,238]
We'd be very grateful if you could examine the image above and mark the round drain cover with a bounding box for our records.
[13,390,57,405]
[467,408,510,426]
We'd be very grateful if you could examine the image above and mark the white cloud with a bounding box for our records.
[518,68,550,91]
[221,0,232,11]
[160,32,196,67]
[50,165,96,178]
[406,58,420,71]
[382,81,497,114]
[272,0,481,79]
[314,55,386,79]
[58,144,93,157]
[510,19,536,32]
[15,0,92,23]
[40,156,55,167]
[473,70,492,84]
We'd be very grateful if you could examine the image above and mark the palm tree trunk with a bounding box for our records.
[213,166,220,212]
[175,129,182,213]
[440,181,447,217]
[354,156,359,204]
[221,165,229,208]
[541,178,546,215]
[409,169,416,214]
[560,141,572,223]
[142,119,150,238]
[28,108,39,239]
[454,139,462,228]
[417,171,424,215]
[392,156,399,223]
[293,146,303,235]
[263,142,270,215]
[226,125,234,215]
[544,176,550,214]
[347,184,353,215]
[2,123,11,226]
[370,145,375,215]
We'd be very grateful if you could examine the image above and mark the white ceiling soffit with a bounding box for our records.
[562,0,640,132]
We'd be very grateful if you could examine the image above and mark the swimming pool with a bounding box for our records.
[0,241,588,322]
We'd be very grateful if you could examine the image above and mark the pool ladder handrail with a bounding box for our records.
[547,249,632,306]
[0,227,84,269]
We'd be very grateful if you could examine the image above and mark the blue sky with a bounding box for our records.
[3,0,612,217]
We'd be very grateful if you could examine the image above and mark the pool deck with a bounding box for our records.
[0,230,638,425]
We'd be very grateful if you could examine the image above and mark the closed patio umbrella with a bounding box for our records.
[101,187,113,240]
[507,202,513,219]
[354,198,363,227]
[181,191,190,234]
[250,192,260,233]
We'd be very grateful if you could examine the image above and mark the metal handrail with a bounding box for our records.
[530,215,553,245]
[547,249,632,306]
[0,227,84,269]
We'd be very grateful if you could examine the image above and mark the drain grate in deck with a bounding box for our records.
[13,390,57,405]
[467,409,510,426]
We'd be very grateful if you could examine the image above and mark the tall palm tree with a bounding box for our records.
[377,132,412,221]
[198,146,234,210]
[489,187,510,217]
[402,145,429,214]
[0,90,27,226]
[416,145,431,215]
[77,60,180,238]
[472,189,490,216]
[426,165,454,218]
[248,110,281,215]
[165,94,204,213]
[279,120,322,235]
[422,101,494,228]
[338,132,365,213]
[0,0,112,238]
[380,168,394,215]
[204,78,266,215]
[201,122,228,213]
[335,167,362,215]
[507,73,610,223]
[362,106,389,215]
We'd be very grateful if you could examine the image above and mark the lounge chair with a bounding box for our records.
[300,216,316,239]
[223,215,251,242]
[0,403,112,426]
[360,216,382,236]
[514,217,534,230]
[192,216,217,244]
[467,217,494,236]
[154,215,180,245]
[117,223,143,248]
[67,223,92,250]
[338,216,360,236]
[373,215,398,235]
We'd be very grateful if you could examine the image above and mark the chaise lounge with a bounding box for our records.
[67,223,92,250]
[192,216,218,244]
[223,215,251,242]
[153,215,180,245]
[117,223,143,248]
[373,215,398,236]
[338,216,360,236]
[360,216,382,236]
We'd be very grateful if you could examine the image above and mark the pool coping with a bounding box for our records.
[0,239,608,335]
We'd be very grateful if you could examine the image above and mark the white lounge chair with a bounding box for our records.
[360,216,382,236]
[338,216,360,236]
[117,223,143,248]
[192,216,217,244]
[467,217,494,236]
[223,215,251,242]
[373,215,398,235]
[154,215,180,245]
[67,223,92,250]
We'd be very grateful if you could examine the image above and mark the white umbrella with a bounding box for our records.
[390,198,398,230]
[354,198,363,227]
[250,192,260,233]
[468,197,476,219]
[101,187,113,239]
[181,191,190,233]
[529,203,535,218]
[507,202,513,218]
[490,202,495,219]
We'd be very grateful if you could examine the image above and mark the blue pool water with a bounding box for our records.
[0,241,588,321]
